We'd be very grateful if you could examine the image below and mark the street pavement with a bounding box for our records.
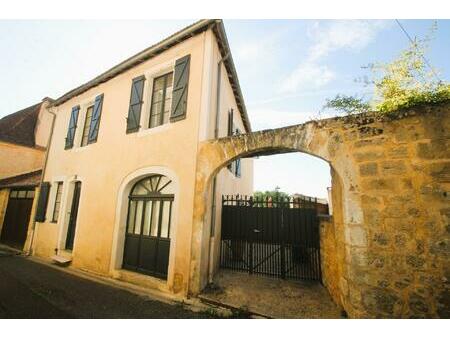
[0,248,215,319]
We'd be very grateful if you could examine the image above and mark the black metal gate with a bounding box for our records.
[220,195,323,281]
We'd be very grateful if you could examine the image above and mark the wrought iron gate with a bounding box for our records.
[220,195,323,281]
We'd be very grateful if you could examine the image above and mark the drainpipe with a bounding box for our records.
[207,52,230,283]
[26,102,57,256]
[214,52,229,139]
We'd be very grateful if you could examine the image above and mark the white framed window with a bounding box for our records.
[137,59,176,134]
[52,182,63,223]
[80,105,94,147]
[149,72,174,129]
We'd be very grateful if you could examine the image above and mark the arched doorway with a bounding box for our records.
[122,174,174,279]
[189,123,354,305]
[194,144,344,316]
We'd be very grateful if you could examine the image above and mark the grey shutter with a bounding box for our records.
[35,182,50,222]
[65,106,80,149]
[227,109,234,136]
[235,128,241,177]
[88,93,104,144]
[170,55,190,122]
[126,75,145,133]
[226,110,234,171]
[235,158,241,177]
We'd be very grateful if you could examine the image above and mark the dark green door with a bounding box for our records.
[65,182,81,250]
[122,175,174,279]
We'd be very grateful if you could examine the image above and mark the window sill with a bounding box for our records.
[137,123,172,138]
[73,143,96,152]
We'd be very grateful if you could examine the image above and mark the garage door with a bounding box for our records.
[0,189,35,249]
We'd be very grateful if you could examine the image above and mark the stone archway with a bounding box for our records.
[189,121,356,311]
[189,103,450,318]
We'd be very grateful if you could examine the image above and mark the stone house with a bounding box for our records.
[3,19,446,318]
[28,20,253,296]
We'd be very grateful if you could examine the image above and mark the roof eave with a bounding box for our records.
[211,20,251,132]
[51,19,216,108]
[50,19,251,133]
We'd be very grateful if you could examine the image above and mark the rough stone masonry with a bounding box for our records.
[190,101,449,318]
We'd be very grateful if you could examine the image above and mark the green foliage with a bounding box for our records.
[322,94,371,115]
[376,81,450,113]
[322,22,449,115]
[254,187,290,201]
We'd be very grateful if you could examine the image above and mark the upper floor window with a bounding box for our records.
[126,55,190,134]
[65,94,103,150]
[81,105,94,147]
[149,72,173,128]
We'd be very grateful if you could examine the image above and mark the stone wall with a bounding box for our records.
[191,101,449,318]
[320,215,341,309]
[344,103,449,318]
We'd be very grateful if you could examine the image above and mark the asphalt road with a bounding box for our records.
[0,249,214,319]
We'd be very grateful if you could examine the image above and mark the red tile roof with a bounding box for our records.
[0,103,42,148]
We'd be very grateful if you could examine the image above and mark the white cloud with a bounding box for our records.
[248,108,315,131]
[279,20,388,94]
[234,27,289,63]
[235,38,274,62]
[279,62,335,93]
[307,20,387,61]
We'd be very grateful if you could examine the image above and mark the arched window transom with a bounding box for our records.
[130,174,174,196]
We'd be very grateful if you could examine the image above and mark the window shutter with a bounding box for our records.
[65,106,80,149]
[126,75,145,133]
[88,93,104,144]
[235,128,241,177]
[35,182,50,222]
[170,55,190,122]
[227,109,234,136]
[235,158,241,177]
[226,110,234,171]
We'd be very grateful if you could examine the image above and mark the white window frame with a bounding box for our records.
[137,59,176,137]
[51,181,64,223]
[46,176,66,223]
[55,175,85,257]
[80,105,94,147]
[64,94,99,152]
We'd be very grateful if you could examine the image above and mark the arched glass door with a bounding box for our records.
[122,175,174,279]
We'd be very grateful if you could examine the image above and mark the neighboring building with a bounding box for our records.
[30,20,253,296]
[0,99,54,250]
[0,100,53,179]
[291,193,329,215]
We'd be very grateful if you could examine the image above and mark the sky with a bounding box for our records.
[1,20,449,199]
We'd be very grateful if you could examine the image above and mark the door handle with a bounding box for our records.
[253,229,261,233]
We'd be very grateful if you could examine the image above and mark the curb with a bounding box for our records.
[20,254,233,317]
[198,294,272,319]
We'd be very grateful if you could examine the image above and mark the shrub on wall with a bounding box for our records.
[322,22,449,116]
